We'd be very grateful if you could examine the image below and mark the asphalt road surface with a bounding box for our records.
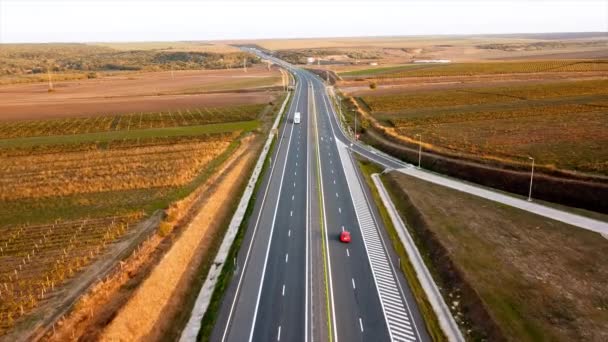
[211,50,431,342]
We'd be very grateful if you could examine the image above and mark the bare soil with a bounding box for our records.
[0,66,280,121]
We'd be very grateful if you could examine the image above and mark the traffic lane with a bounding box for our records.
[314,76,429,341]
[350,155,431,342]
[253,126,308,341]
[307,75,405,170]
[315,88,390,342]
[252,82,310,341]
[218,77,303,342]
[320,156,390,342]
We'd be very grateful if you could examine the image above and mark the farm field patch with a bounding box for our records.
[359,79,608,175]
[343,60,608,79]
[0,93,281,336]
[0,66,280,120]
[362,79,608,112]
[0,133,234,200]
[0,214,143,335]
[0,104,265,139]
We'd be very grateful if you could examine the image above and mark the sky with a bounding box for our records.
[0,0,606,43]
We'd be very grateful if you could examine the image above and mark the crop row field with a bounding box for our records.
[0,214,141,334]
[341,60,608,78]
[0,133,241,334]
[0,104,266,139]
[362,79,608,112]
[360,79,608,175]
[0,133,235,201]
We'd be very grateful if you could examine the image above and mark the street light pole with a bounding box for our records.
[527,156,535,202]
[415,134,422,168]
[354,109,357,140]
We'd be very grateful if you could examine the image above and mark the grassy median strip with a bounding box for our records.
[357,159,446,342]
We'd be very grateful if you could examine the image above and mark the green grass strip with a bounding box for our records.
[0,120,259,148]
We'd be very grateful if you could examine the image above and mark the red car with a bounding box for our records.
[340,231,351,243]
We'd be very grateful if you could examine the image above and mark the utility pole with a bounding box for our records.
[171,65,175,80]
[47,67,54,92]
[279,69,286,91]
[527,156,535,202]
[416,134,422,168]
[243,57,247,72]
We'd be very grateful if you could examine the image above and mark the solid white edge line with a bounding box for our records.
[305,76,312,342]
[246,75,301,342]
[318,86,396,341]
[347,149,423,340]
[220,76,300,342]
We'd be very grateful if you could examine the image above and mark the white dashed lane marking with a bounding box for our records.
[336,141,419,341]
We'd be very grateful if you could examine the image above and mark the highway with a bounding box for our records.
[211,49,430,342]
[207,46,608,342]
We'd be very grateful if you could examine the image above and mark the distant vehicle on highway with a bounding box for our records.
[340,230,351,243]
[294,112,301,124]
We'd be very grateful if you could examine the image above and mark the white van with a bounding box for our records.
[294,112,301,124]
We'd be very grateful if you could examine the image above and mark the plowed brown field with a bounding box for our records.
[0,66,280,120]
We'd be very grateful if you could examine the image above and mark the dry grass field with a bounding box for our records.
[383,172,608,341]
[255,33,608,65]
[356,79,608,175]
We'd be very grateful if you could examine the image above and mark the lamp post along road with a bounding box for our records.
[416,134,422,169]
[528,156,535,202]
[354,109,357,140]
